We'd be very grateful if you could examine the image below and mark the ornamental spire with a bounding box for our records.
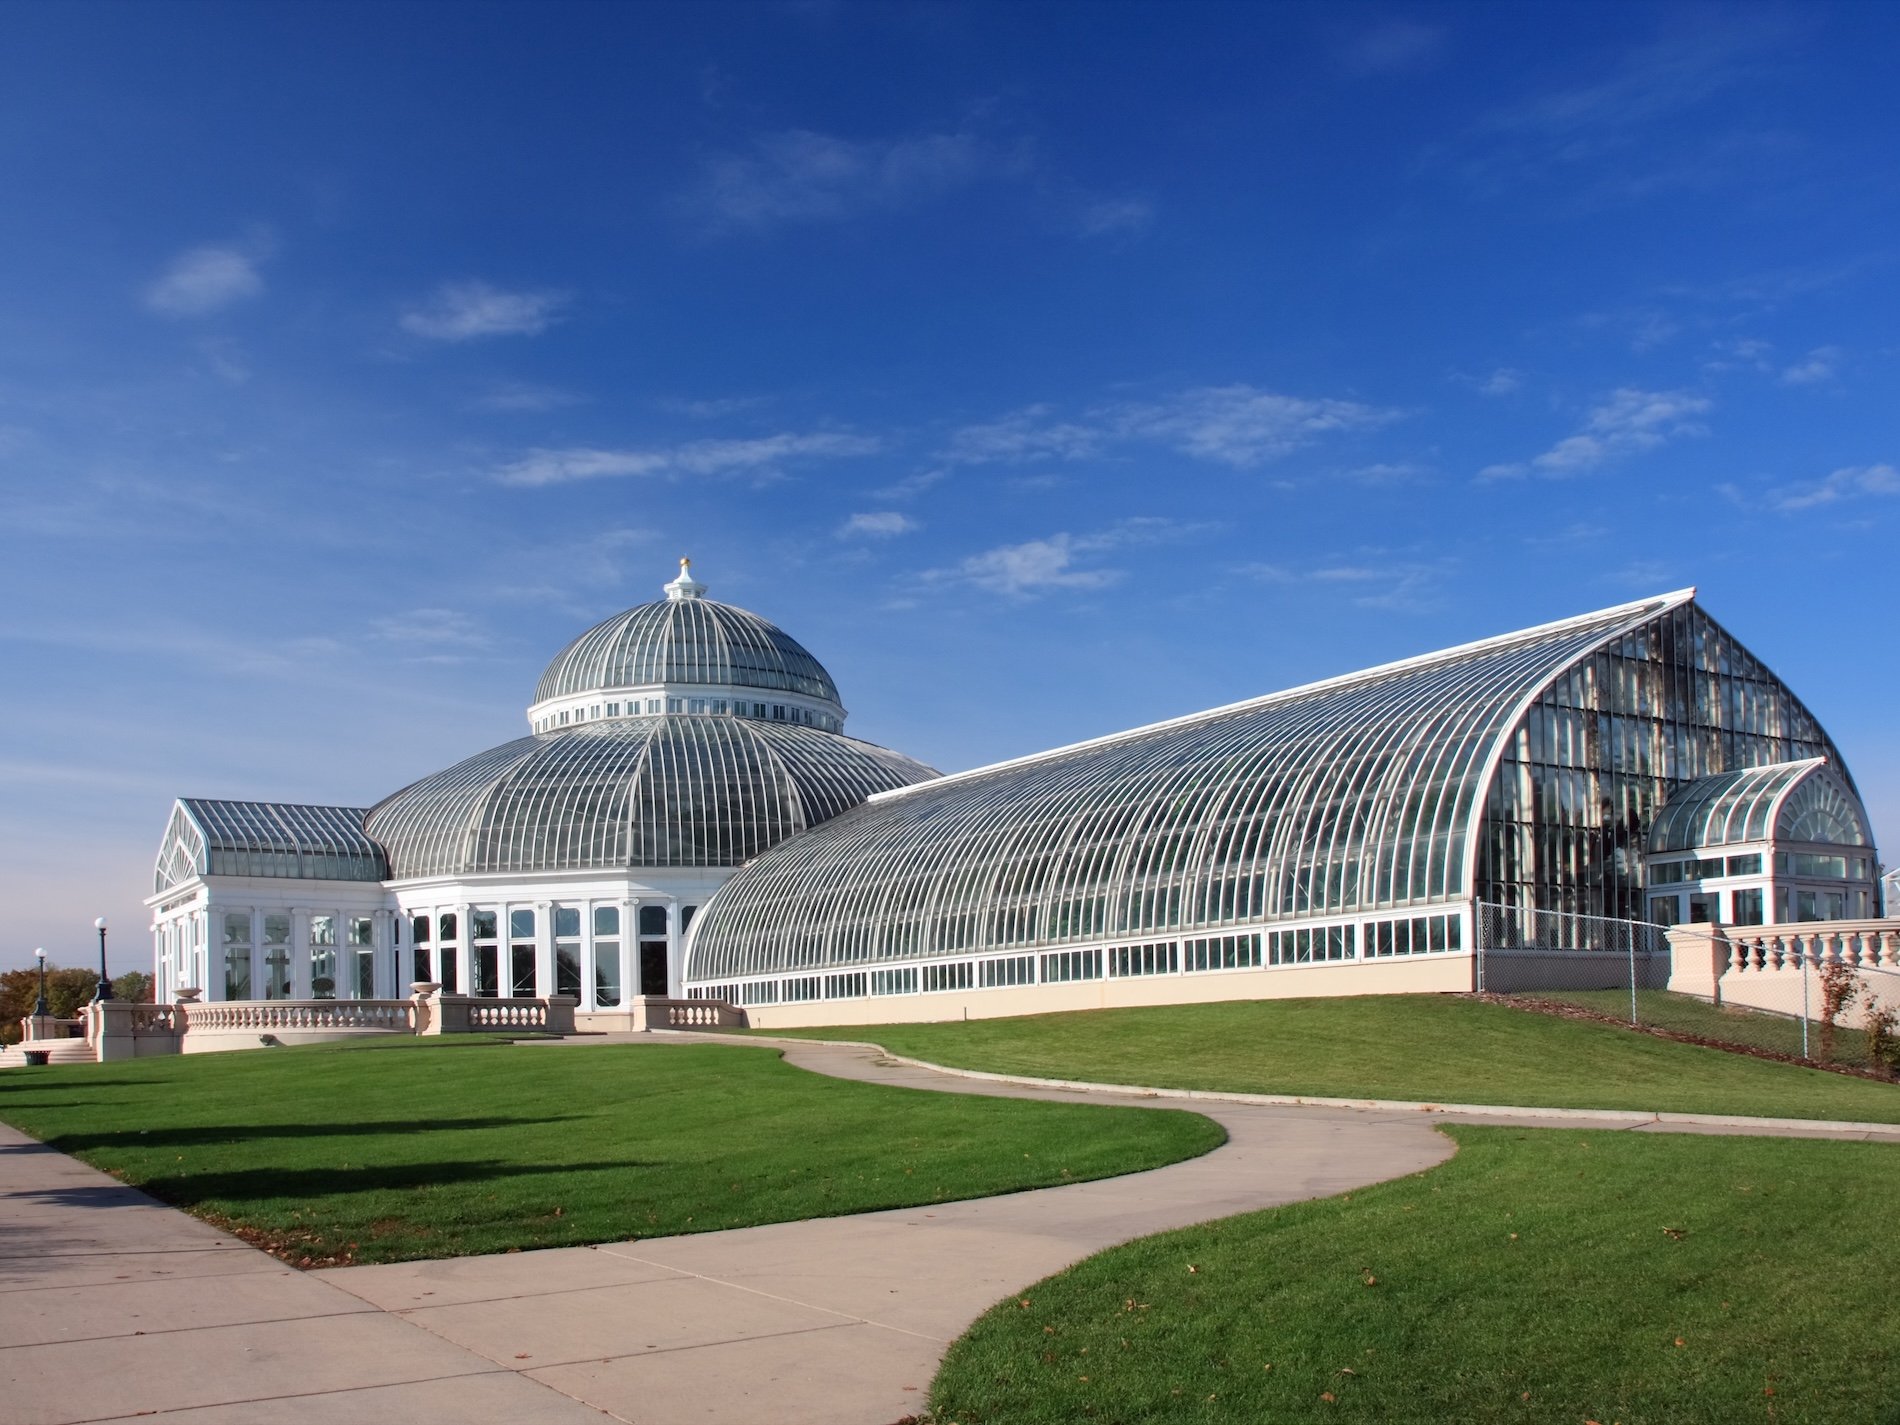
[664,556,707,602]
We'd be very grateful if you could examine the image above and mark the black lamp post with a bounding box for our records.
[93,917,113,1001]
[33,947,48,1018]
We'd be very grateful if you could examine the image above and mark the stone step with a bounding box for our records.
[0,1039,97,1067]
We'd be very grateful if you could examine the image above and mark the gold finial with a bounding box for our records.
[680,556,691,573]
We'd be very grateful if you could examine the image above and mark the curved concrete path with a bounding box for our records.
[5,1034,1896,1425]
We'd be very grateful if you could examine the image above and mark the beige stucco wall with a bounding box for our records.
[740,953,1476,1031]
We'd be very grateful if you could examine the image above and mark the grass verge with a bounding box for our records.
[772,995,1900,1122]
[928,1127,1900,1425]
[1508,988,1875,1068]
[0,1037,1222,1265]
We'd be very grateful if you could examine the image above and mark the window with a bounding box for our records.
[310,915,336,946]
[473,910,498,940]
[922,961,973,992]
[667,697,683,714]
[783,975,822,1002]
[413,915,431,943]
[223,912,251,946]
[978,955,1035,988]
[1650,895,1681,926]
[824,972,867,998]
[1108,942,1179,977]
[438,912,457,941]
[510,908,535,939]
[689,698,707,714]
[871,967,918,995]
[1730,888,1764,925]
[1040,948,1101,983]
[1185,933,1263,971]
[1725,853,1763,876]
[606,702,620,716]
[348,917,373,947]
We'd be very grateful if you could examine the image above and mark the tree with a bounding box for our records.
[112,970,154,1004]
[0,963,101,1043]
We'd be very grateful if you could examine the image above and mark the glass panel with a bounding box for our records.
[354,948,375,999]
[510,908,535,939]
[477,945,499,995]
[309,915,336,946]
[413,915,431,943]
[438,912,457,941]
[224,948,251,1000]
[440,944,459,993]
[472,910,498,940]
[555,906,581,938]
[1730,888,1764,925]
[511,944,536,997]
[348,917,374,947]
[595,940,621,1006]
[223,912,250,946]
[264,945,291,998]
[594,905,619,936]
[639,905,668,937]
[640,942,668,996]
[555,942,581,997]
[264,913,290,945]
[311,941,337,998]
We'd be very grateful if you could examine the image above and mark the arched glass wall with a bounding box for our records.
[1476,603,1846,919]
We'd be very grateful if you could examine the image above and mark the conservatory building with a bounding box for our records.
[148,578,1883,1031]
[145,561,939,1022]
[682,588,1884,1028]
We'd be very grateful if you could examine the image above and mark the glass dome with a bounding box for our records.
[532,560,841,712]
[365,717,937,879]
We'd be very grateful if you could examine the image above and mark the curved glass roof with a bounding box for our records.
[155,798,387,891]
[366,718,937,879]
[1647,760,1871,852]
[533,566,840,707]
[686,593,1694,983]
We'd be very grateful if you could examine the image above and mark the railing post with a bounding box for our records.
[411,982,442,1036]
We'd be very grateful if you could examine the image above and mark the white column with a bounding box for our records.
[453,903,473,996]
[620,897,637,1002]
[290,908,313,999]
[534,900,554,998]
[663,896,680,999]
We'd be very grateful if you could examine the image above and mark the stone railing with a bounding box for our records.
[17,1015,85,1043]
[87,999,186,1061]
[645,997,746,1030]
[1667,921,1900,1027]
[413,986,577,1036]
[182,999,417,1035]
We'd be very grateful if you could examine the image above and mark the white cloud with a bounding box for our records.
[941,533,1123,597]
[1078,197,1155,237]
[941,386,1400,474]
[942,406,1104,465]
[1485,387,1712,479]
[1345,461,1431,484]
[873,468,948,501]
[1460,367,1521,396]
[1780,346,1842,386]
[144,244,265,316]
[1772,463,1899,512]
[681,127,1026,229]
[921,518,1206,598]
[476,381,586,412]
[494,431,880,487]
[1341,19,1445,75]
[839,511,920,539]
[370,608,488,648]
[401,280,568,341]
[1114,385,1401,467]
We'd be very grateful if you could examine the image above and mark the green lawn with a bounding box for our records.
[0,1037,1221,1265]
[773,995,1900,1122]
[1518,988,1873,1067]
[928,1128,1900,1425]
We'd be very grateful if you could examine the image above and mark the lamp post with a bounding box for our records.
[93,917,113,1001]
[33,948,48,1018]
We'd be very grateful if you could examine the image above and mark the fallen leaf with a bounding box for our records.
[1338,1368,1356,1376]
[1188,1264,1200,1274]
[1661,1227,1686,1240]
[1321,1391,1337,1403]
[1675,1338,1686,1348]
[1019,1298,1032,1309]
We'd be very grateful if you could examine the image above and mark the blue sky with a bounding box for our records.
[2,0,1895,974]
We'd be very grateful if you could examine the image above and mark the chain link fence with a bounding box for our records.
[1473,902,1900,1072]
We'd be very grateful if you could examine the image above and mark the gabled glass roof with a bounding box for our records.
[1648,759,1871,851]
[366,718,937,879]
[155,798,387,890]
[685,592,1696,982]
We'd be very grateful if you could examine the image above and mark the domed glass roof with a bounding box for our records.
[365,717,937,879]
[533,561,840,707]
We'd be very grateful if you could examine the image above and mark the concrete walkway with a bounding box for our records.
[5,1036,1898,1425]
